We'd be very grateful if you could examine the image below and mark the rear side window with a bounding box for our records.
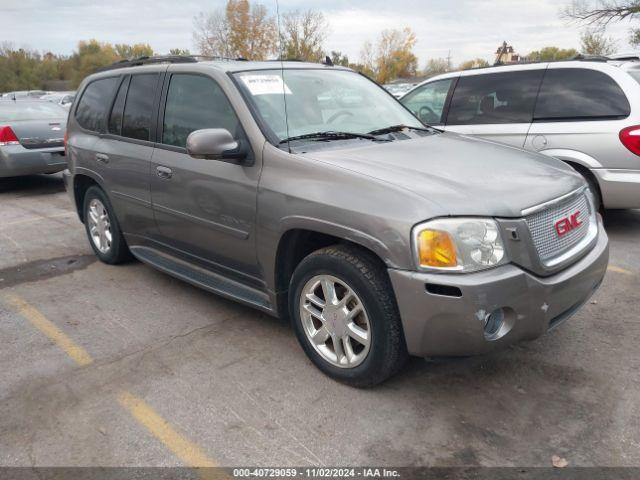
[75,77,119,133]
[534,68,630,120]
[108,77,129,135]
[122,74,159,141]
[447,70,544,125]
[161,74,241,148]
[401,79,453,125]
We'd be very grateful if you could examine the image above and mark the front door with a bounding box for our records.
[150,72,260,280]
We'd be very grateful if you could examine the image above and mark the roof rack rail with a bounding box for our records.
[95,55,246,73]
[483,54,613,70]
[570,54,610,62]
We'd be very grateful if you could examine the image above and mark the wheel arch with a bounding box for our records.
[272,223,394,321]
[537,148,604,207]
[72,170,107,223]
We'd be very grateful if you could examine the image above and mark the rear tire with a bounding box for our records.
[289,245,408,387]
[83,186,132,264]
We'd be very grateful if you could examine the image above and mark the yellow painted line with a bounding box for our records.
[4,293,93,366]
[5,293,219,472]
[608,265,634,275]
[117,391,217,468]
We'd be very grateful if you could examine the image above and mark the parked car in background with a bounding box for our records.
[1,90,48,100]
[64,57,607,386]
[400,60,640,210]
[384,82,415,98]
[0,101,67,177]
[41,91,76,109]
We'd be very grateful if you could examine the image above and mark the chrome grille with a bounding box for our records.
[525,191,592,263]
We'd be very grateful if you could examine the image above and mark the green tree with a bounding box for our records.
[330,51,350,67]
[527,46,578,61]
[68,40,118,87]
[114,43,154,59]
[169,48,192,56]
[459,58,489,70]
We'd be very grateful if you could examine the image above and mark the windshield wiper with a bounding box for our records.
[278,131,386,145]
[367,124,433,136]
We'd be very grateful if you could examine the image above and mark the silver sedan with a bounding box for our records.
[0,101,68,178]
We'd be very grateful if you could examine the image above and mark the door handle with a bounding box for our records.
[95,153,109,163]
[156,166,173,179]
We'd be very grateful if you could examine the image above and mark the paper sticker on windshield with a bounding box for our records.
[240,75,292,95]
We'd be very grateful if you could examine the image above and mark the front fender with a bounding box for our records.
[278,215,399,268]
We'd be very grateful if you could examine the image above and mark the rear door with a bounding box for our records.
[150,71,260,280]
[95,72,163,238]
[444,68,545,148]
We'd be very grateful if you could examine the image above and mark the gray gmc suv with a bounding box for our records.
[64,57,609,386]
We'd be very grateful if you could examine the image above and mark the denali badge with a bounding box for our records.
[555,211,582,237]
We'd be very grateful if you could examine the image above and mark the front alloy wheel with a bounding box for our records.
[300,274,371,368]
[290,245,408,387]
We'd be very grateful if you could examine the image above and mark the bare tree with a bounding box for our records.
[564,0,640,46]
[580,28,618,54]
[280,10,329,62]
[192,0,277,60]
[563,0,640,25]
[192,10,233,58]
[423,58,451,77]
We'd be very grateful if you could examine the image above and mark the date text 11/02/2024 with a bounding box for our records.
[232,468,401,477]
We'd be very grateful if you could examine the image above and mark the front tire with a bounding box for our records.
[290,245,408,387]
[83,186,132,264]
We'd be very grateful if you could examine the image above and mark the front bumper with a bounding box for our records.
[389,223,609,357]
[0,145,67,178]
[593,168,640,209]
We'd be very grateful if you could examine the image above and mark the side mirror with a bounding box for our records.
[186,128,249,164]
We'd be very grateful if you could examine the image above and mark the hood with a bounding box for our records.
[303,132,585,218]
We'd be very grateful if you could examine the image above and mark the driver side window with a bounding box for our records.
[401,79,453,125]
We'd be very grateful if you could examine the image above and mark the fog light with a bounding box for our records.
[484,308,505,339]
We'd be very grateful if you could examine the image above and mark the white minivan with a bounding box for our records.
[400,60,640,209]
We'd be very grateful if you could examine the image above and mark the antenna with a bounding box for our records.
[275,0,291,153]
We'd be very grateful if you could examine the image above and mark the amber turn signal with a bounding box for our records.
[417,229,458,268]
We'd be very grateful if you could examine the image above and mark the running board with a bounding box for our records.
[130,246,274,314]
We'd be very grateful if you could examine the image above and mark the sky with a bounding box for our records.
[1,0,636,66]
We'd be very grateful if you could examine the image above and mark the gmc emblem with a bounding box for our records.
[555,211,582,237]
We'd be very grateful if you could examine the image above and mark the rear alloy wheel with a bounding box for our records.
[87,198,112,254]
[290,245,408,387]
[83,186,132,264]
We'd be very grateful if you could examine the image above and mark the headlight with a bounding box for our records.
[413,218,508,272]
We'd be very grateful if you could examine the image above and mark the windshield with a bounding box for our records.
[234,69,423,143]
[0,101,67,121]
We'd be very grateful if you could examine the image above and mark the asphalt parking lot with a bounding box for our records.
[0,173,638,468]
